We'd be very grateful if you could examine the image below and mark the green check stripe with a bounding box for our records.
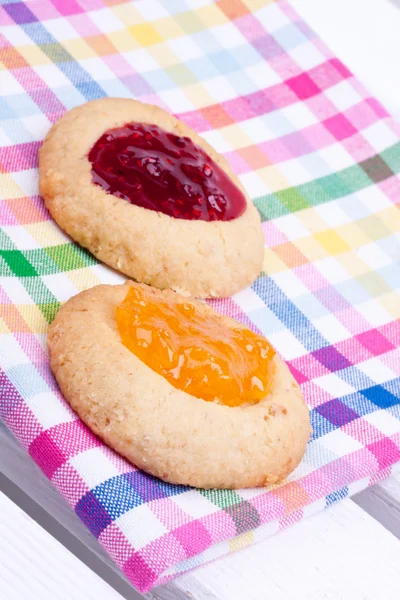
[254,141,400,221]
[0,251,37,277]
[1,143,399,326]
[381,142,400,171]
[0,242,96,324]
[200,488,242,508]
[0,244,96,277]
[0,235,96,323]
[200,489,261,534]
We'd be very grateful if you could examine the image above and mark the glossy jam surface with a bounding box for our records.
[116,287,276,407]
[88,122,246,221]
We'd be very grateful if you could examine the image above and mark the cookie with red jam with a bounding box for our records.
[39,98,264,298]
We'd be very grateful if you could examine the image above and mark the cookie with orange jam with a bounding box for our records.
[48,282,310,489]
[39,98,264,298]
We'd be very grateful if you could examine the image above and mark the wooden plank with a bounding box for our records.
[149,499,400,600]
[0,424,144,600]
[353,474,400,540]
[0,491,124,600]
[2,422,400,600]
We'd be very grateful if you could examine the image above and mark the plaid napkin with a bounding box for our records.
[1,0,400,592]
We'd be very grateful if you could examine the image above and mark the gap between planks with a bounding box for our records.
[1,424,400,600]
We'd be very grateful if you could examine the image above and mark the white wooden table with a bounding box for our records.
[2,1,400,598]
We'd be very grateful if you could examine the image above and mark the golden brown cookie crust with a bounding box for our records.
[48,282,311,489]
[39,98,264,298]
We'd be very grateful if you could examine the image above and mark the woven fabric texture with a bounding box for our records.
[1,0,400,592]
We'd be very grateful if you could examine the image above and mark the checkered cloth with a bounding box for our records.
[1,0,400,593]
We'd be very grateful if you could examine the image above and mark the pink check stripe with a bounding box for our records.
[178,59,354,131]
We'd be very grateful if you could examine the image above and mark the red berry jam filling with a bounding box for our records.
[88,122,246,221]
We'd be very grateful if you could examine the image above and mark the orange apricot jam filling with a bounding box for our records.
[116,287,276,407]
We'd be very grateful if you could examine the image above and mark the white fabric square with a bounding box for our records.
[272,270,310,298]
[365,410,400,436]
[90,8,124,33]
[124,48,160,72]
[201,129,233,153]
[27,392,76,430]
[320,429,364,456]
[278,157,313,186]
[356,242,392,270]
[135,0,170,20]
[357,357,397,384]
[274,213,310,241]
[34,64,71,89]
[1,278,35,306]
[314,202,352,227]
[313,314,350,343]
[357,299,392,327]
[71,447,120,489]
[0,335,31,370]
[168,36,203,61]
[2,225,41,250]
[314,256,350,284]
[256,3,291,31]
[304,439,337,468]
[245,61,281,87]
[2,24,33,47]
[268,330,307,360]
[361,120,400,153]
[233,287,266,312]
[0,128,13,147]
[41,274,79,302]
[21,115,52,142]
[239,171,268,198]
[357,185,393,214]
[314,372,355,397]
[80,57,116,81]
[291,43,325,70]
[203,76,237,102]
[318,143,354,172]
[324,80,362,112]
[117,503,167,550]
[289,456,316,479]
[0,71,26,96]
[211,22,248,49]
[173,491,218,518]
[281,102,318,129]
[159,89,194,112]
[43,18,80,40]
[12,169,39,197]
[239,117,275,143]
